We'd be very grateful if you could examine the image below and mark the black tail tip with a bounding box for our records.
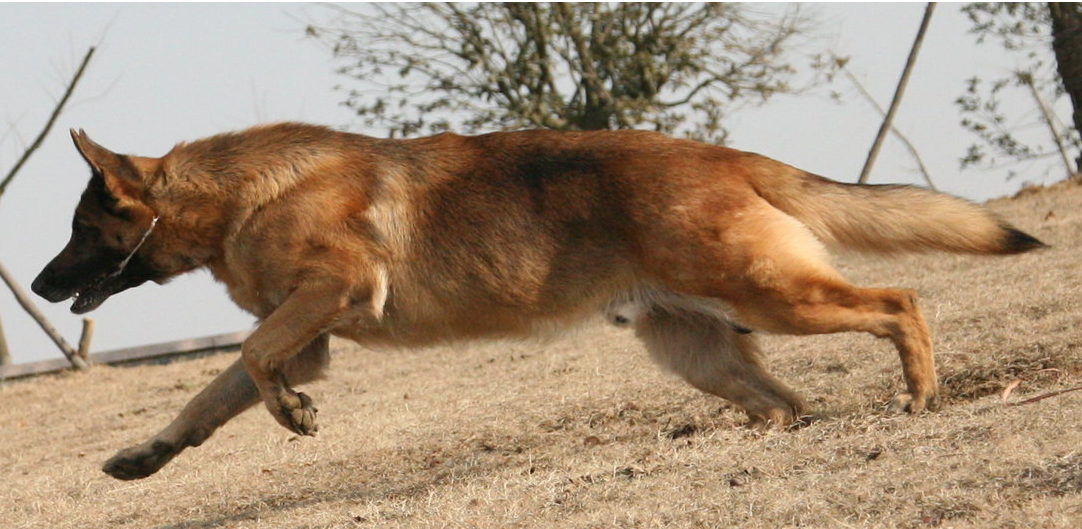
[1002,227,1048,254]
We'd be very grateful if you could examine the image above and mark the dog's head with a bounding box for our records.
[32,130,168,314]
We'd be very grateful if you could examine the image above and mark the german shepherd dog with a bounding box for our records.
[32,123,1043,480]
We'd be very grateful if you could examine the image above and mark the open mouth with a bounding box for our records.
[43,216,161,314]
[32,271,115,313]
[69,276,116,314]
[70,290,103,314]
[65,259,157,314]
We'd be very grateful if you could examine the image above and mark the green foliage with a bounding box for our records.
[955,3,1080,173]
[963,2,1051,50]
[307,3,828,143]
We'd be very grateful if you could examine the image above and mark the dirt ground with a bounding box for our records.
[4,179,1082,529]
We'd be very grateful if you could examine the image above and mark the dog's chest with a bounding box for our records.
[207,257,287,318]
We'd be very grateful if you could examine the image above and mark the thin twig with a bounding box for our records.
[1019,71,1077,176]
[1006,385,1082,407]
[842,67,937,190]
[1001,369,1065,401]
[0,46,95,196]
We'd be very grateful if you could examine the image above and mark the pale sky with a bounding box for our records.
[0,3,1073,363]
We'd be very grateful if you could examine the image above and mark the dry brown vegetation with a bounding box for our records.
[4,180,1082,528]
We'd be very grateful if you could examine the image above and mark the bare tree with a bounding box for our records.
[1049,3,1082,170]
[307,3,829,143]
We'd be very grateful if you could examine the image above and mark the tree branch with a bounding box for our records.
[843,66,937,190]
[0,46,95,197]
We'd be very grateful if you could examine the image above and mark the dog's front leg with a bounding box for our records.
[241,280,353,436]
[102,335,330,480]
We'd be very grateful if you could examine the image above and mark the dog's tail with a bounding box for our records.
[747,163,1046,255]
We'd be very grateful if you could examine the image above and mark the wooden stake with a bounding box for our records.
[0,314,10,366]
[77,318,95,364]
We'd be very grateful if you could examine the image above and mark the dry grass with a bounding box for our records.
[5,180,1082,528]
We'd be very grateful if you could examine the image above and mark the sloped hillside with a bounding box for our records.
[3,180,1082,528]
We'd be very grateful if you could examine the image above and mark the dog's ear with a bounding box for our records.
[70,129,157,201]
[70,128,122,176]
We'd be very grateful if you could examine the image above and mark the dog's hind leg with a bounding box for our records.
[681,205,937,414]
[732,280,937,414]
[102,334,330,480]
[634,307,807,427]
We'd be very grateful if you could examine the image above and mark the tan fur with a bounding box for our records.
[34,123,1042,480]
[747,159,1021,254]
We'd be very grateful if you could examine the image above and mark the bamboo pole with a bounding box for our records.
[858,3,936,184]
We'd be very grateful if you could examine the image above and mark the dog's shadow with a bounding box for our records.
[146,432,535,529]
[144,424,549,527]
[145,401,867,528]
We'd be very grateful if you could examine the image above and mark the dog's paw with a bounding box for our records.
[887,392,938,414]
[744,406,798,430]
[269,389,319,436]
[102,440,180,480]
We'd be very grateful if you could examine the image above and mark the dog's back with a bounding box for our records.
[33,123,1043,480]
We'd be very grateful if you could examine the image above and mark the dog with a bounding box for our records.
[32,123,1044,480]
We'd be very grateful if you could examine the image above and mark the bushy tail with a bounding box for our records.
[748,166,1046,255]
